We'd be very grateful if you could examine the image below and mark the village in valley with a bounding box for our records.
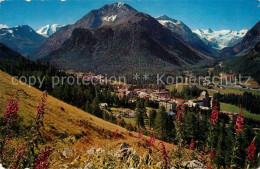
[65,69,260,125]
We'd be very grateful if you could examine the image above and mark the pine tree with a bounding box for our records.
[148,109,157,129]
[85,101,92,113]
[136,108,145,128]
[91,97,102,118]
[119,119,126,127]
[144,99,150,108]
[215,121,226,168]
[224,121,235,167]
[135,98,146,128]
[155,107,168,140]
[183,110,197,142]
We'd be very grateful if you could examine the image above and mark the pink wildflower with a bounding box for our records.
[137,132,142,139]
[147,134,156,147]
[13,146,25,160]
[206,165,213,169]
[35,92,48,125]
[10,146,25,169]
[210,149,215,159]
[209,101,218,126]
[189,137,194,150]
[160,142,168,169]
[234,113,244,134]
[35,147,52,169]
[113,129,119,139]
[3,99,19,126]
[246,139,256,163]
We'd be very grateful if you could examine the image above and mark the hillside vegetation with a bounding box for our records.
[0,70,176,168]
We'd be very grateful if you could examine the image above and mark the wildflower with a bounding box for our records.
[209,101,218,126]
[113,129,119,139]
[189,137,194,150]
[147,134,156,147]
[234,109,244,134]
[35,147,52,169]
[35,92,48,126]
[13,146,25,160]
[206,165,213,169]
[246,139,256,163]
[10,146,25,169]
[137,132,142,139]
[3,99,19,126]
[210,149,215,159]
[160,142,168,169]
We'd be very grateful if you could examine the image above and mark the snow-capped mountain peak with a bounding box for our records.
[117,2,125,8]
[193,28,248,49]
[0,25,45,57]
[36,24,64,37]
[157,15,183,26]
[0,24,8,29]
[158,19,181,26]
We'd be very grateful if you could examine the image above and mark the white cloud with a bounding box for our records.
[25,0,31,2]
[60,0,66,1]
[0,0,5,3]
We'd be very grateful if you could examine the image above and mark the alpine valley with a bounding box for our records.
[0,2,260,169]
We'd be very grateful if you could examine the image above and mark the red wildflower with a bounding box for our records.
[210,149,215,159]
[35,147,52,169]
[234,112,244,134]
[113,129,119,139]
[209,101,218,126]
[10,146,25,169]
[246,139,256,163]
[160,142,168,169]
[206,165,213,169]
[189,137,194,150]
[137,132,142,139]
[3,99,19,126]
[35,92,48,125]
[147,134,156,147]
[13,146,25,160]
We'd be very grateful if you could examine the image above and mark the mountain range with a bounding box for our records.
[244,42,260,83]
[31,2,213,75]
[0,24,8,29]
[34,21,248,56]
[220,21,260,57]
[157,15,217,56]
[222,41,260,84]
[29,2,139,60]
[0,2,259,76]
[193,29,248,50]
[0,25,45,56]
[36,24,64,37]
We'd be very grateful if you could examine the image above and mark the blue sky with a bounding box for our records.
[0,0,259,31]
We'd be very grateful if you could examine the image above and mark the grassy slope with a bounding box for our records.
[0,70,174,166]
